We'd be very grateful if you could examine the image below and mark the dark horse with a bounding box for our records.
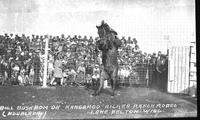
[92,21,121,96]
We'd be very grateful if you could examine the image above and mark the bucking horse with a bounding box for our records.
[92,20,122,96]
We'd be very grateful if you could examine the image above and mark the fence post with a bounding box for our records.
[146,64,149,87]
[42,36,49,87]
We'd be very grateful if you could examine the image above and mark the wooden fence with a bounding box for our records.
[167,46,190,94]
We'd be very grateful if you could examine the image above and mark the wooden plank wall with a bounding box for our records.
[168,46,190,94]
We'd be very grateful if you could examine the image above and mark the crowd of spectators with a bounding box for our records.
[0,33,168,91]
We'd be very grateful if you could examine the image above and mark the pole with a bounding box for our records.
[43,36,49,87]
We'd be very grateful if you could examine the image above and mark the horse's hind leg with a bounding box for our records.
[110,78,113,88]
[110,77,115,96]
[111,69,118,96]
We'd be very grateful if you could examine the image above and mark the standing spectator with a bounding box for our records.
[47,53,54,84]
[149,53,157,88]
[17,69,26,85]
[92,71,100,88]
[61,69,69,86]
[85,62,93,88]
[159,55,168,92]
[77,62,86,85]
[0,56,7,85]
[155,51,162,90]
[92,64,100,87]
[7,58,14,84]
[0,43,6,56]
[67,67,77,86]
[50,55,63,86]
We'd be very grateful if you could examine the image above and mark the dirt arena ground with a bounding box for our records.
[0,85,197,119]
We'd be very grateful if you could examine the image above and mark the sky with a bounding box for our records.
[0,0,195,54]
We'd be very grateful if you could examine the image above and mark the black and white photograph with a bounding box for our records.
[0,0,196,119]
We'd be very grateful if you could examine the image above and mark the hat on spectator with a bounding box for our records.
[21,52,25,56]
[95,64,99,67]
[64,69,69,72]
[29,52,33,56]
[13,65,20,71]
[152,53,156,56]
[161,54,166,58]
[9,57,14,61]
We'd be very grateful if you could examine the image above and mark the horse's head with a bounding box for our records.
[96,20,121,51]
[96,22,109,50]
[96,20,114,38]
[96,25,106,39]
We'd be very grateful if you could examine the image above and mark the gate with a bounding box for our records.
[188,42,197,96]
[167,46,190,94]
